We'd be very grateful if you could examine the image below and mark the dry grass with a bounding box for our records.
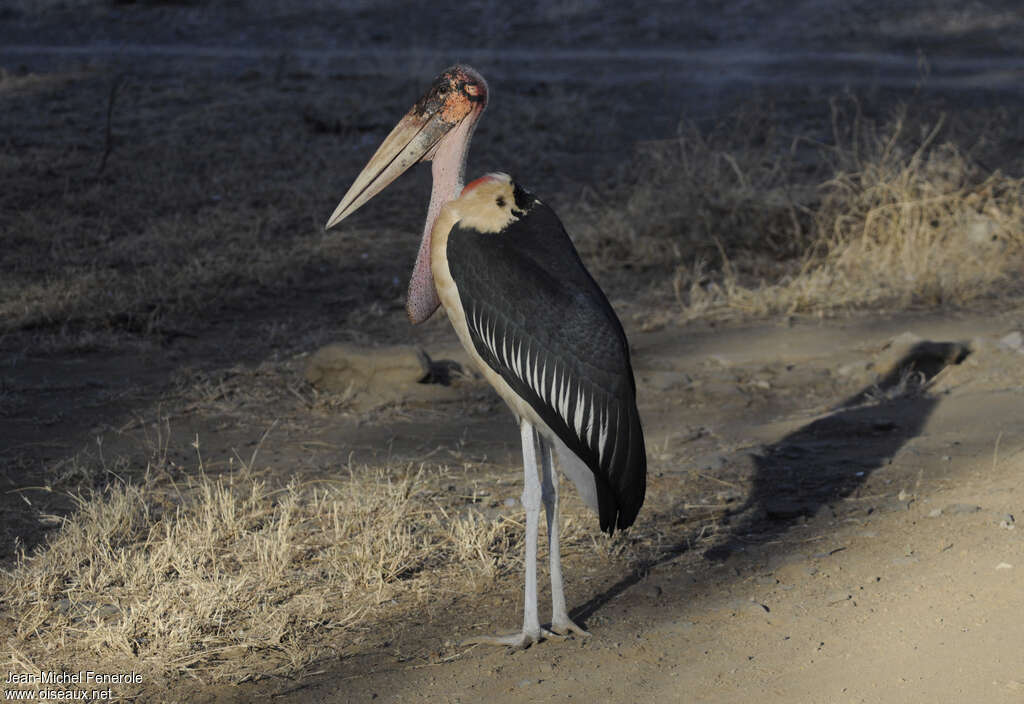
[742,103,1024,314]
[571,99,1024,317]
[0,67,382,355]
[1,430,676,698]
[1,454,544,693]
[572,109,815,273]
[803,107,1024,308]
[4,68,1024,360]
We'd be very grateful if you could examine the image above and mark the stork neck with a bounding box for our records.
[406,107,482,324]
[424,111,479,237]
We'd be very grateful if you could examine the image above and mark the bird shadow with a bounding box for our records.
[571,340,970,627]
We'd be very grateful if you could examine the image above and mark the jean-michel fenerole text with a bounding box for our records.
[5,671,142,685]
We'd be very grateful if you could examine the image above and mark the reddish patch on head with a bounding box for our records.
[461,174,500,196]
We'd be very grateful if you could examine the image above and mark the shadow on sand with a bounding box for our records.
[573,340,970,625]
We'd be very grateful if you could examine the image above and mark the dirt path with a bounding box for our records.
[6,305,1024,702]
[166,307,1023,704]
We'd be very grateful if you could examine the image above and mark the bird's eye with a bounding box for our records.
[464,83,480,97]
[496,196,506,208]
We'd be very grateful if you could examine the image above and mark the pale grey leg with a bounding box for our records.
[463,419,544,649]
[538,434,590,638]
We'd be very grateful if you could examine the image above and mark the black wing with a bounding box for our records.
[446,189,645,533]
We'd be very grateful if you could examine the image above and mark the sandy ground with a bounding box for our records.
[176,308,1023,704]
[3,2,1024,702]
[9,306,1024,703]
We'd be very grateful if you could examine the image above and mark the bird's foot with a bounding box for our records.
[548,617,590,639]
[462,621,588,649]
[462,628,547,650]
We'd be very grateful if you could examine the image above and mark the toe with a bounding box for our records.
[549,619,591,638]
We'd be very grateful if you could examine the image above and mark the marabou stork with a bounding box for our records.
[325,65,645,648]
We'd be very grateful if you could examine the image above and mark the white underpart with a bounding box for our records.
[551,432,600,513]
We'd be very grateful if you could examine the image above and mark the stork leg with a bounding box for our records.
[538,435,591,638]
[463,419,547,649]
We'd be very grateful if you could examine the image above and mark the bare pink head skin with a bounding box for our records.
[325,65,489,323]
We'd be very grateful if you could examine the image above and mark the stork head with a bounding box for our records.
[324,65,488,230]
[325,65,488,323]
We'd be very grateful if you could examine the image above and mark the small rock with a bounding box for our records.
[304,343,464,409]
[995,562,1013,570]
[726,598,769,616]
[998,513,1015,530]
[927,508,943,518]
[998,331,1024,352]
[694,452,727,471]
[944,503,982,515]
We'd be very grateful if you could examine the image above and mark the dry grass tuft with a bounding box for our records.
[571,109,813,274]
[572,99,1024,316]
[796,106,1024,310]
[0,459,542,692]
